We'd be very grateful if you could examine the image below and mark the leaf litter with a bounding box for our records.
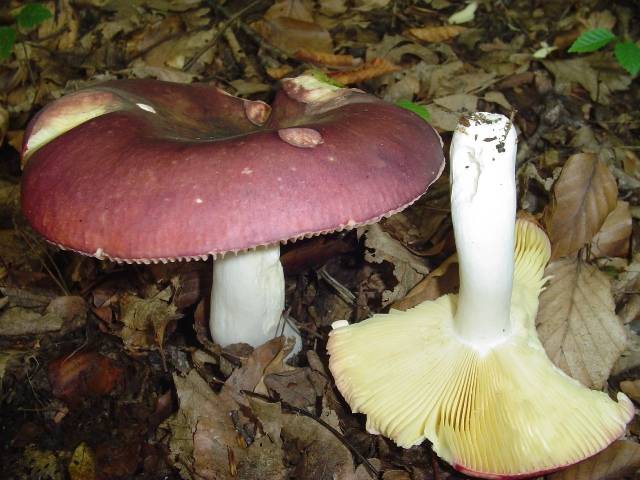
[1,0,640,479]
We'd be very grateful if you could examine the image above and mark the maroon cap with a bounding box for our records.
[21,77,444,263]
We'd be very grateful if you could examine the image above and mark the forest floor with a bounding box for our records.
[1,0,640,479]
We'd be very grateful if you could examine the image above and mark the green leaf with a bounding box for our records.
[16,3,53,30]
[395,99,430,122]
[614,41,640,76]
[308,69,345,88]
[568,28,616,53]
[0,26,17,60]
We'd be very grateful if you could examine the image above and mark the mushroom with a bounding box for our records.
[327,113,634,478]
[20,74,445,352]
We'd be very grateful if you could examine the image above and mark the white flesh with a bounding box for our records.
[209,244,301,351]
[450,113,518,348]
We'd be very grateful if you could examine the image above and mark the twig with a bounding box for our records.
[241,390,383,480]
[184,0,264,72]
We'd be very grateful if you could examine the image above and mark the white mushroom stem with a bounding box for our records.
[450,113,518,348]
[209,244,301,351]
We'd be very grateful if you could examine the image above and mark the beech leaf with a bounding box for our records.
[536,258,627,389]
[545,153,617,260]
[590,200,632,258]
[568,28,616,53]
[549,440,640,480]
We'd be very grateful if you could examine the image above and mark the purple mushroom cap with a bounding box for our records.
[21,78,445,263]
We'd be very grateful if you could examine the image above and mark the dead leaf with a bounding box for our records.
[68,442,96,480]
[433,93,478,113]
[545,153,618,260]
[266,65,294,79]
[165,370,285,480]
[118,292,179,352]
[549,440,640,480]
[0,296,87,337]
[406,25,467,43]
[248,397,355,479]
[264,367,326,409]
[361,223,430,307]
[8,445,63,480]
[164,371,238,479]
[39,0,79,51]
[264,0,315,22]
[391,254,458,311]
[330,58,401,85]
[252,17,333,54]
[284,414,355,478]
[48,351,124,406]
[591,201,632,258]
[536,258,627,389]
[294,48,360,66]
[223,336,292,405]
[483,90,513,110]
[94,440,140,479]
[542,54,632,105]
[620,380,640,403]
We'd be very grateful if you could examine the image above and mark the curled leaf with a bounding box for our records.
[329,58,400,85]
[294,49,360,66]
[406,25,466,43]
[590,200,632,258]
[545,153,617,260]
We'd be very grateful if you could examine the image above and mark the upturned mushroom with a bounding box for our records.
[20,74,445,352]
[328,113,634,478]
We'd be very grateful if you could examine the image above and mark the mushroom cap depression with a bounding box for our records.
[20,76,445,263]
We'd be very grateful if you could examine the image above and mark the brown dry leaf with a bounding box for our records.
[620,380,640,403]
[294,48,360,66]
[223,336,292,404]
[361,223,430,307]
[0,296,87,337]
[264,0,315,22]
[391,254,459,311]
[330,58,401,85]
[118,292,180,352]
[536,258,627,389]
[8,445,63,480]
[264,367,326,409]
[584,10,617,31]
[542,54,632,105]
[249,397,355,479]
[39,0,79,51]
[166,370,284,480]
[591,201,632,258]
[252,17,333,54]
[406,25,467,43]
[125,15,184,59]
[266,65,294,79]
[48,351,124,406]
[282,413,355,479]
[549,440,640,480]
[545,153,617,260]
[433,93,478,113]
[622,149,640,181]
[68,442,96,480]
